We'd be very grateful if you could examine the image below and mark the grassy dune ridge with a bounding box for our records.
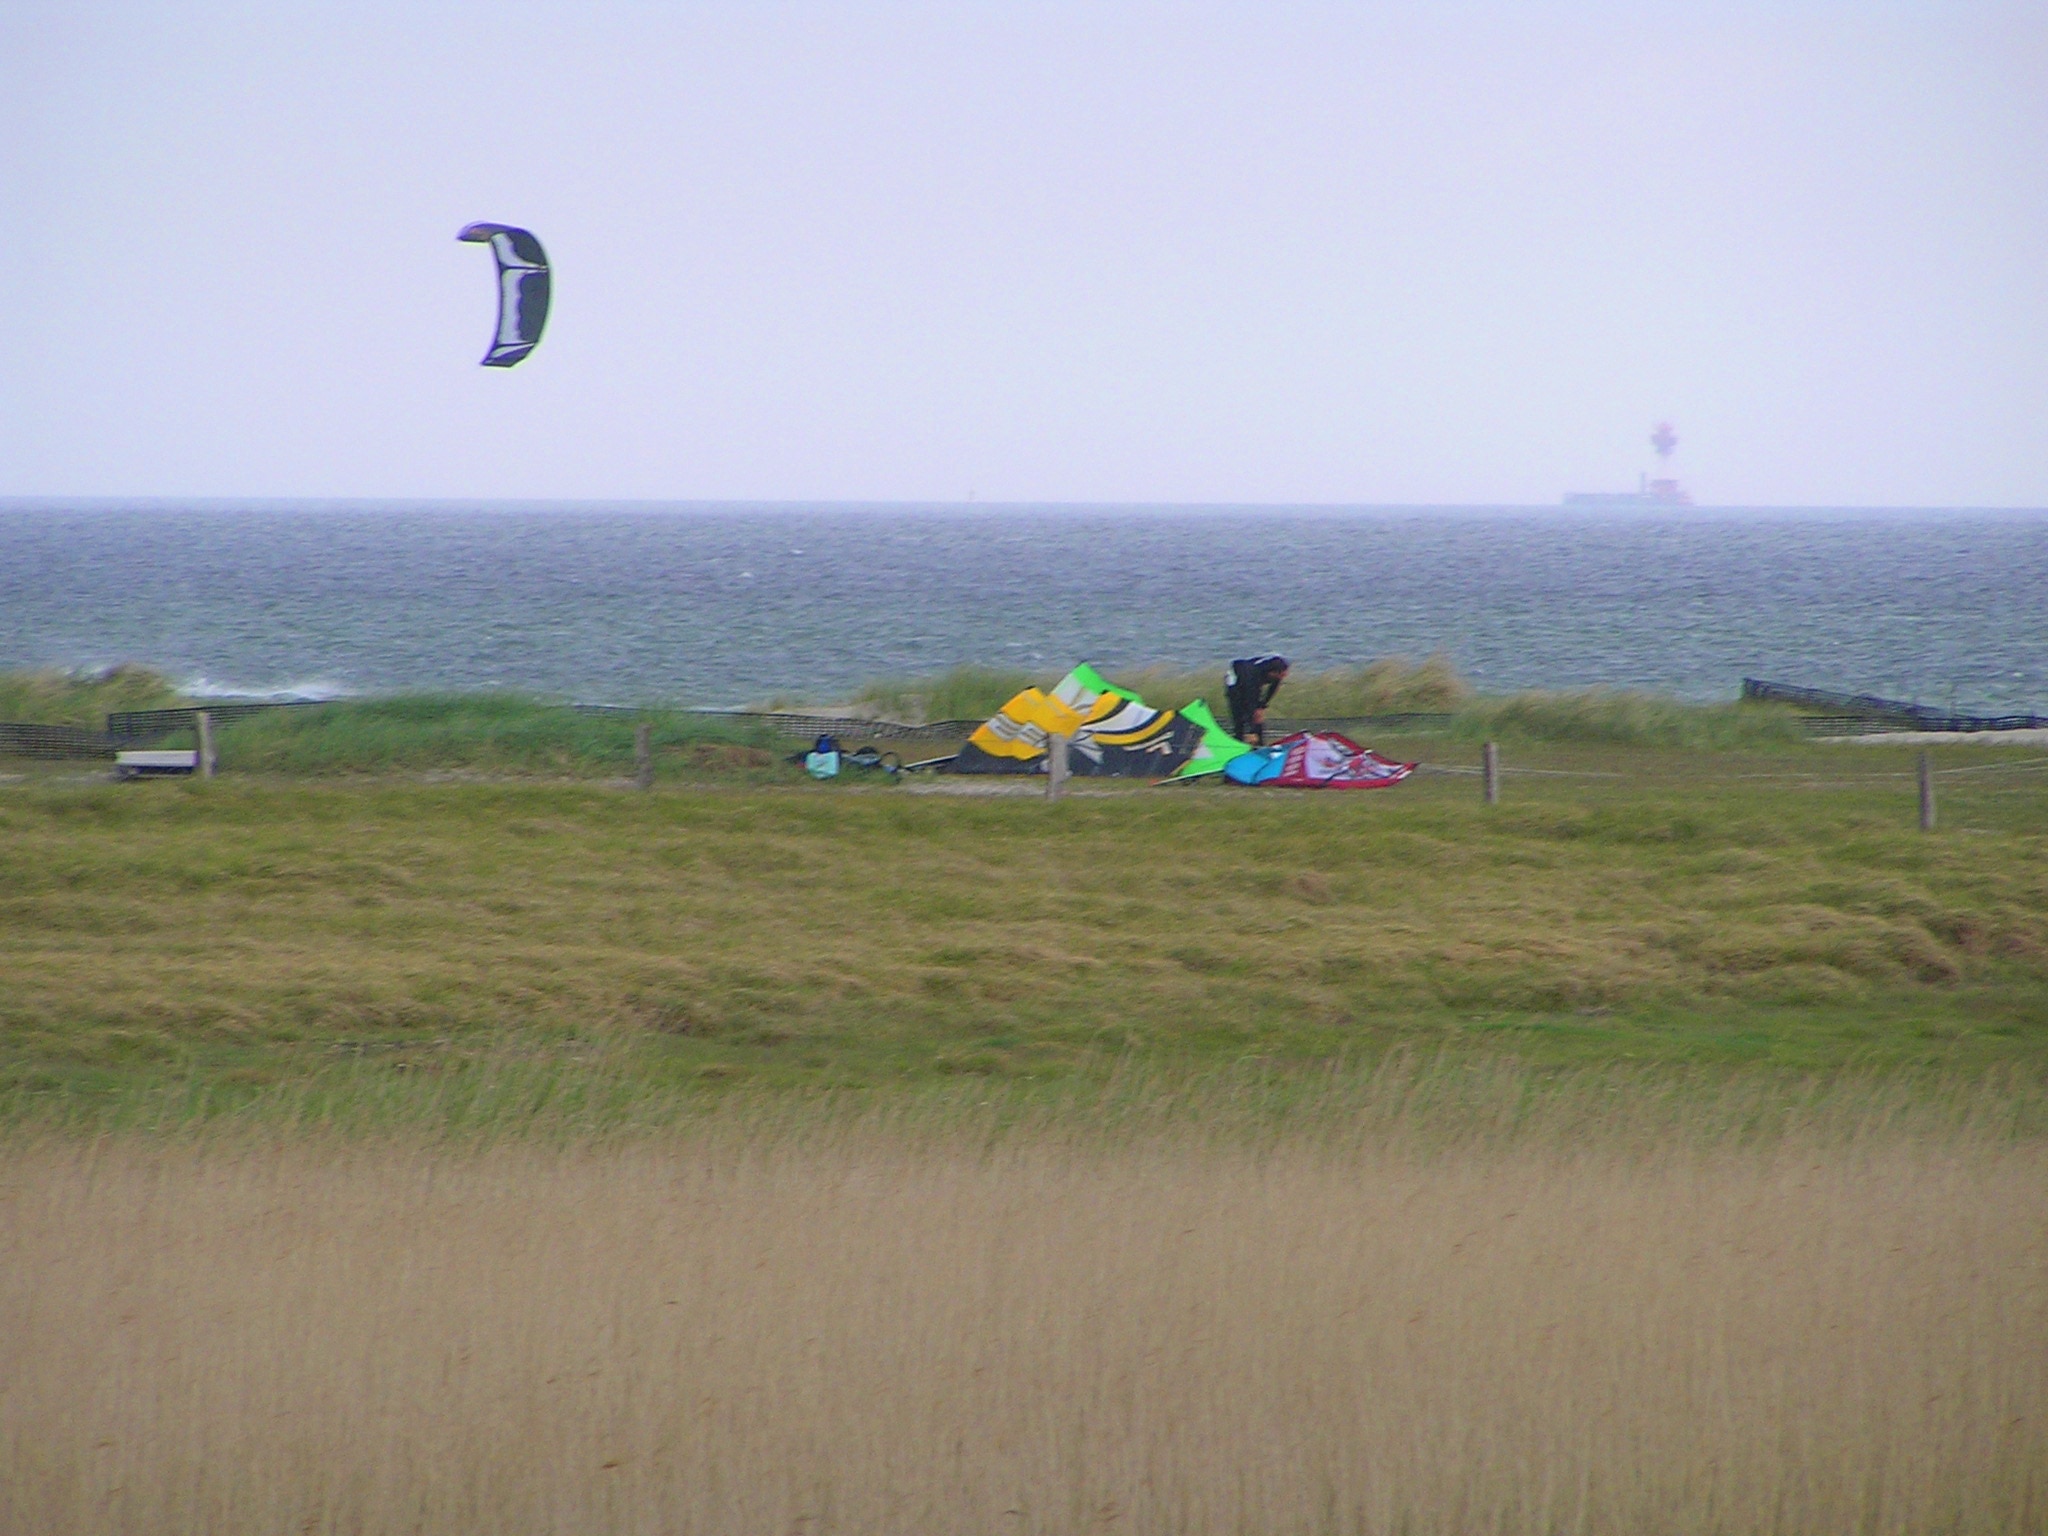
[851,655,1476,722]
[4,1120,2042,1534]
[0,664,187,727]
[198,693,781,776]
[850,658,1815,747]
[2,660,1818,769]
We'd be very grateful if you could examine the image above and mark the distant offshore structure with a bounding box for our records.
[1564,421,1693,507]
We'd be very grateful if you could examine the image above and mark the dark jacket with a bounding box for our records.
[1226,656,1289,711]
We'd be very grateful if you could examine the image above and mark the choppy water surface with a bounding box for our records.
[1,502,2041,710]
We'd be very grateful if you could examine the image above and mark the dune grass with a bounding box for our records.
[850,665,1043,725]
[3,730,2044,1126]
[0,662,1818,756]
[1115,653,1476,717]
[851,655,1474,724]
[0,675,789,771]
[0,664,186,727]
[186,694,782,776]
[1447,689,1813,747]
[847,657,1815,747]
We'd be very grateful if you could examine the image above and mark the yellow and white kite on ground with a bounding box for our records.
[951,665,1247,779]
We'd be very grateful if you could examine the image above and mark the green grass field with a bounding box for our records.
[4,718,2044,1128]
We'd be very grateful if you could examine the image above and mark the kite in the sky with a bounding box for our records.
[456,222,550,366]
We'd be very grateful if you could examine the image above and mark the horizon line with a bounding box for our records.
[4,496,2047,516]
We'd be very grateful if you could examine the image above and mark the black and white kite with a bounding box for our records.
[457,222,550,367]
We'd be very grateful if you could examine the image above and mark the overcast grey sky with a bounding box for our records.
[4,2,2044,506]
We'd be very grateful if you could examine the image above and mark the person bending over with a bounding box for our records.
[1225,655,1289,744]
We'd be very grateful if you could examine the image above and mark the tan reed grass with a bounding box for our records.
[4,1115,2042,1534]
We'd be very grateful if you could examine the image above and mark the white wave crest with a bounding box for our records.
[177,675,358,703]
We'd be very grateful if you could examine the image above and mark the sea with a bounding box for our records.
[1,502,2042,713]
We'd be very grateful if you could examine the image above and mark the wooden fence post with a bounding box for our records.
[1482,740,1499,805]
[634,722,653,790]
[1918,750,1935,832]
[195,711,217,779]
[1047,733,1070,802]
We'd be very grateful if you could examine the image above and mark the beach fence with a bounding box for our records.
[0,702,333,760]
[673,709,988,743]
[1740,678,2048,735]
[3,691,2044,830]
[1440,739,2048,831]
[104,701,331,743]
[27,686,2038,757]
[0,722,120,760]
[0,683,2035,760]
